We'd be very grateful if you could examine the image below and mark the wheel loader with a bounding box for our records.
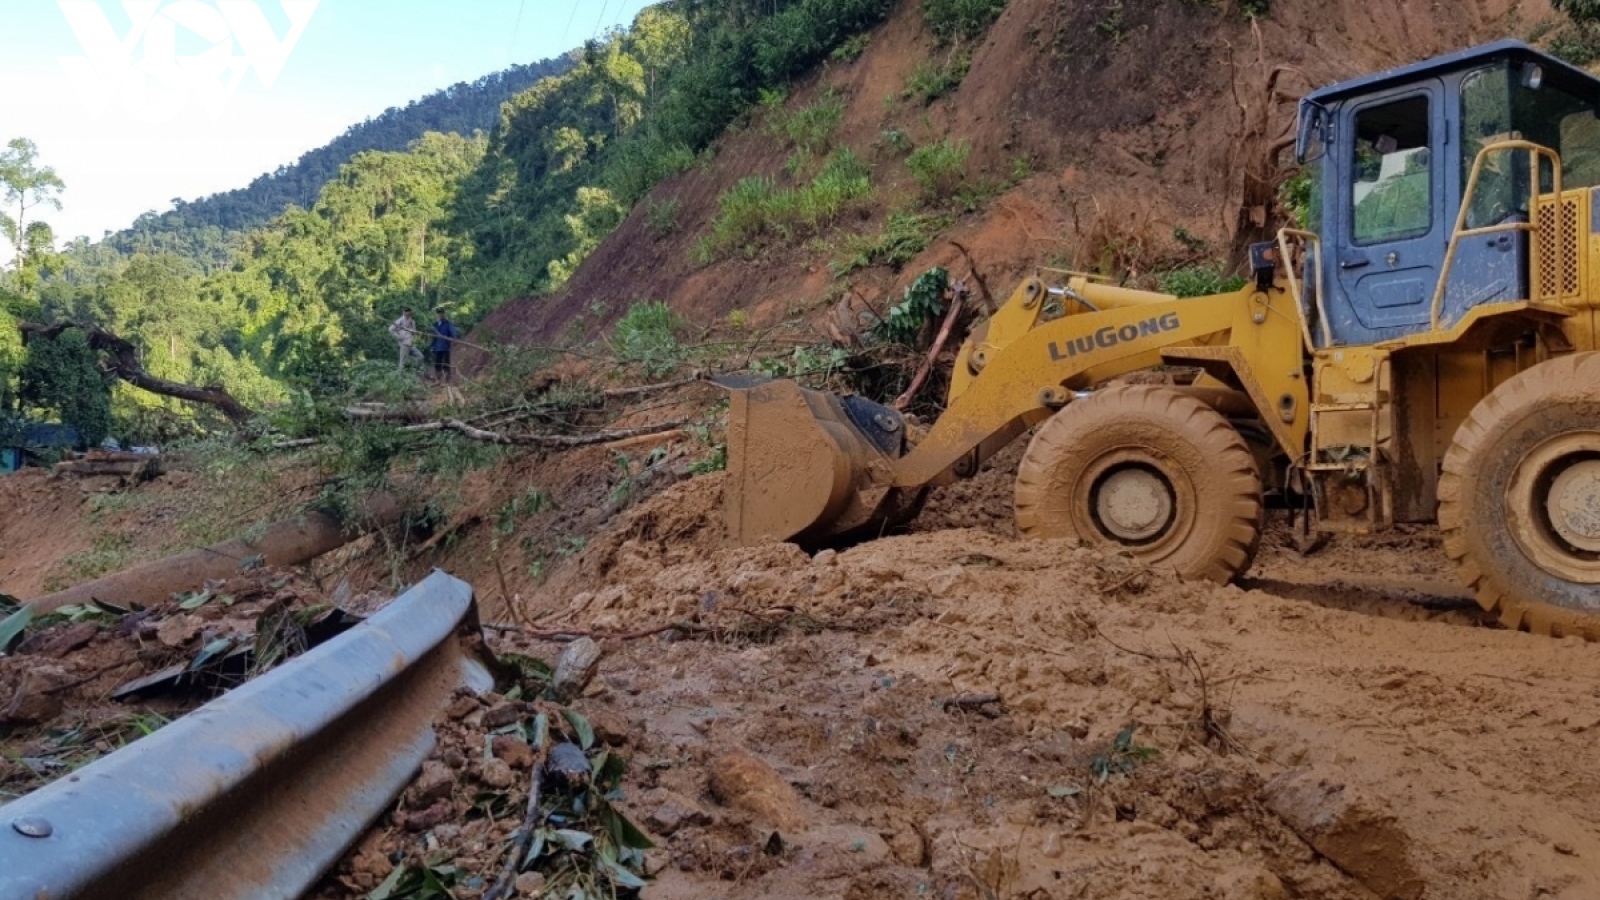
[720,40,1600,638]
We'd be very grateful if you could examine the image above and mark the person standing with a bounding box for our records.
[431,307,458,381]
[390,307,423,371]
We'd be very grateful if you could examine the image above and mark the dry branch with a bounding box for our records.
[271,418,687,451]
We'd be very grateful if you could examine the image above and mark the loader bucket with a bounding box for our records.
[717,376,914,547]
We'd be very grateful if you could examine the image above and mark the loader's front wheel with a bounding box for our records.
[1439,352,1600,639]
[1014,385,1262,583]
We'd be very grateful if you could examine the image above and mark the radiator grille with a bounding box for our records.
[1534,193,1583,302]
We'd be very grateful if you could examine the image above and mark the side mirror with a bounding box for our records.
[1295,101,1325,164]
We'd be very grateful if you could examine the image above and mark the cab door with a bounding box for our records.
[1330,82,1447,344]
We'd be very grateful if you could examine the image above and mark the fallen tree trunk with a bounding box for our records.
[20,321,257,424]
[25,495,403,616]
[271,418,687,451]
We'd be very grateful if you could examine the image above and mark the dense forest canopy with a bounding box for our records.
[0,0,898,444]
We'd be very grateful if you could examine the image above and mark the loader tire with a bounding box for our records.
[1014,385,1262,583]
[1438,352,1600,639]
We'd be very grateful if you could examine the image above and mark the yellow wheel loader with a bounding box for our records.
[721,40,1600,638]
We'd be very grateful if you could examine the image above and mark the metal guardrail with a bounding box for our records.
[0,569,493,900]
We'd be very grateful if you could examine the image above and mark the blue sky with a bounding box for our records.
[0,0,654,250]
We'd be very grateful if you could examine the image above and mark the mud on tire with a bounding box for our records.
[1438,351,1600,639]
[1013,384,1262,583]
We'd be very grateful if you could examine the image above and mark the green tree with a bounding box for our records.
[19,328,113,446]
[0,138,66,271]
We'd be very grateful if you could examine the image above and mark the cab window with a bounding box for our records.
[1352,95,1432,244]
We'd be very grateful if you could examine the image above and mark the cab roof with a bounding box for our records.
[1303,39,1600,107]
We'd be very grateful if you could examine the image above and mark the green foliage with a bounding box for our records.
[873,267,949,345]
[1548,23,1600,65]
[689,442,728,474]
[1238,0,1271,16]
[1555,0,1600,23]
[905,139,971,201]
[832,32,872,61]
[699,149,872,259]
[768,93,847,155]
[832,211,954,275]
[609,301,685,377]
[922,0,1009,43]
[1158,266,1247,298]
[1277,167,1316,229]
[751,344,850,380]
[645,197,680,237]
[19,328,112,447]
[903,53,971,104]
[1089,725,1159,782]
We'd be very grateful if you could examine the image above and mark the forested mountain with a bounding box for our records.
[121,57,572,241]
[0,0,903,442]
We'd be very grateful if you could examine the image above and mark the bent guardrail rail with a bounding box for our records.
[0,569,492,900]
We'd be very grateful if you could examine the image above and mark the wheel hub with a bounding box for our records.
[1095,466,1174,543]
[1548,459,1600,553]
[1507,433,1600,584]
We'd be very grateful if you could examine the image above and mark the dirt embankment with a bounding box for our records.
[473,0,1550,355]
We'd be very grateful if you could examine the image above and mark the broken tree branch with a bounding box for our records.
[20,321,256,424]
[270,418,688,451]
[893,285,966,411]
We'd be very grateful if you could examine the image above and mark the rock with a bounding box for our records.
[476,758,517,790]
[156,614,204,648]
[582,706,635,746]
[552,638,602,702]
[708,750,807,834]
[1212,868,1290,900]
[31,622,100,658]
[886,825,928,867]
[446,695,480,721]
[440,747,468,770]
[544,742,592,789]
[492,735,537,770]
[514,871,546,896]
[813,549,837,566]
[790,824,891,878]
[1,664,71,723]
[406,761,457,807]
[482,699,530,729]
[1263,767,1425,900]
[643,788,712,836]
[402,802,453,832]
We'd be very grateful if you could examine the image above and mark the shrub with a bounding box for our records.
[646,198,680,237]
[906,139,971,201]
[903,53,971,104]
[1158,266,1247,298]
[768,94,847,155]
[699,149,873,259]
[831,32,872,62]
[610,301,685,377]
[872,267,949,345]
[922,0,1009,43]
[832,211,954,275]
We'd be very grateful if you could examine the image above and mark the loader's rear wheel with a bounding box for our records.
[1439,352,1600,639]
[1014,385,1262,583]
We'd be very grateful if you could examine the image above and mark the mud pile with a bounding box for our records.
[474,476,1600,900]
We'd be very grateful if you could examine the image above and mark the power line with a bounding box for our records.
[508,0,528,56]
[560,0,581,46]
[590,0,615,41]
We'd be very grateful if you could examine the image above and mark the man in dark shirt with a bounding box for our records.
[431,307,458,381]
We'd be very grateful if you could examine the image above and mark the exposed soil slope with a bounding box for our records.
[473,0,1552,352]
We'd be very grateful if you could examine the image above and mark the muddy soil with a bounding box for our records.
[293,471,1600,900]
